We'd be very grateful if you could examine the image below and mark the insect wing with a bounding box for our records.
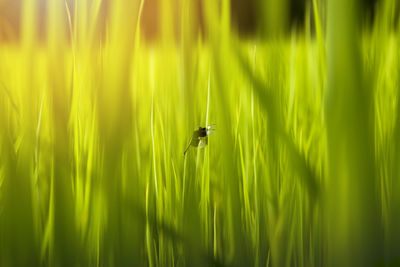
[206,124,216,136]
[198,137,208,148]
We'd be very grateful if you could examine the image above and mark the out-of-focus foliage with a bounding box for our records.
[0,0,399,266]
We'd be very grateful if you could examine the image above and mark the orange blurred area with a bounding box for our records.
[0,0,20,42]
[0,0,306,43]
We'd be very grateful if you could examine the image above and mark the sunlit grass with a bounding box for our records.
[0,0,399,266]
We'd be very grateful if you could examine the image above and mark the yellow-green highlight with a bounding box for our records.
[0,0,399,266]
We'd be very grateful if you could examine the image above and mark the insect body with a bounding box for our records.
[183,124,216,156]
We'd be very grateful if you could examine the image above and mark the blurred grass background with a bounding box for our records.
[0,0,399,266]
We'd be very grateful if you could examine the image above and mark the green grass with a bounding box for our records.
[0,0,399,266]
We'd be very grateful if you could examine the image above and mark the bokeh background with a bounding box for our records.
[0,0,388,42]
[0,0,400,267]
